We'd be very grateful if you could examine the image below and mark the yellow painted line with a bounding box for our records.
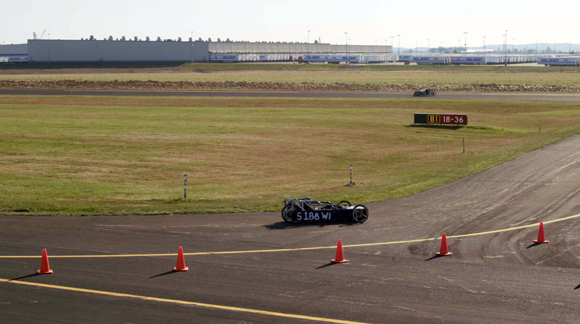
[0,239,434,259]
[1,213,579,259]
[446,213,580,239]
[0,278,370,324]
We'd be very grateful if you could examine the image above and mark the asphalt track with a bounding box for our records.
[3,91,580,323]
[2,88,580,102]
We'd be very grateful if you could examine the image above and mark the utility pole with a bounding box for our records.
[463,31,468,52]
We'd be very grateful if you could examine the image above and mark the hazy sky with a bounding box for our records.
[2,0,578,48]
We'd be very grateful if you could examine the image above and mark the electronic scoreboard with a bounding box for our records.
[414,113,468,125]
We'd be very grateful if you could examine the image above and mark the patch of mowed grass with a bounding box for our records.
[1,95,580,216]
[3,70,580,87]
[2,63,580,88]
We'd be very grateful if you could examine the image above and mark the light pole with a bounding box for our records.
[415,40,417,53]
[345,32,348,58]
[348,38,351,62]
[190,31,194,63]
[463,31,468,52]
[483,36,486,55]
[48,33,51,63]
[504,30,508,66]
[427,38,430,53]
[307,30,310,55]
[397,34,400,54]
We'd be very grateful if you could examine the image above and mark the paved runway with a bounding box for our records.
[2,88,580,102]
[3,130,580,323]
[2,88,580,323]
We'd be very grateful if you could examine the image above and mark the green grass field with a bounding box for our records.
[2,70,580,87]
[1,63,580,88]
[1,95,580,216]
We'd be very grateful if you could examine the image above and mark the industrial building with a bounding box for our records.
[0,43,28,62]
[403,54,540,65]
[3,37,575,65]
[12,37,392,63]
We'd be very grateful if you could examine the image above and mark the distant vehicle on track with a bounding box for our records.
[413,88,437,97]
[281,197,369,224]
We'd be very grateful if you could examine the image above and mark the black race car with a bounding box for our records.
[413,88,437,97]
[281,197,368,224]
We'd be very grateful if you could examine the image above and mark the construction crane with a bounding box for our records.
[38,26,52,39]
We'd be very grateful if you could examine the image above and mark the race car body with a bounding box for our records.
[413,88,437,97]
[281,197,368,224]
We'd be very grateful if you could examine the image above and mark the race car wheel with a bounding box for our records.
[352,205,369,223]
[338,200,351,207]
[428,90,435,96]
[281,204,293,223]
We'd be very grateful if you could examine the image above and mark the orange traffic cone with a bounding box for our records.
[173,246,189,272]
[534,222,549,244]
[331,239,348,263]
[436,233,453,256]
[37,249,53,275]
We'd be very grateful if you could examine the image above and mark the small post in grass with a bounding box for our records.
[350,164,353,186]
[538,121,541,133]
[463,138,465,154]
[184,174,187,199]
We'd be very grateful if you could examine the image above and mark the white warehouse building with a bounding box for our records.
[25,38,392,63]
